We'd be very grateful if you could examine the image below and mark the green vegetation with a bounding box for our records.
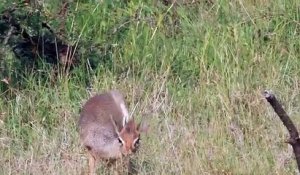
[0,0,300,174]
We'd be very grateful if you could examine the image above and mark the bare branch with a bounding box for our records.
[264,90,300,171]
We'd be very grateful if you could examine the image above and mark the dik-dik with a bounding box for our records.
[79,90,148,174]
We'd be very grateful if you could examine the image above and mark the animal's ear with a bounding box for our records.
[137,120,149,133]
[110,115,120,134]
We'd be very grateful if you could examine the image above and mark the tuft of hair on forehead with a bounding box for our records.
[124,119,137,133]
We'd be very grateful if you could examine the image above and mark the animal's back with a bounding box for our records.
[79,90,128,158]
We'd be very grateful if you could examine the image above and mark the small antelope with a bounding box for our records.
[79,90,148,174]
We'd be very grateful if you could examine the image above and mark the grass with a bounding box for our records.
[0,0,300,174]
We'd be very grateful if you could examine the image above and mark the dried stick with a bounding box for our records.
[264,90,300,171]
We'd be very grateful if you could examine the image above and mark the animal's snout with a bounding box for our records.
[122,146,133,156]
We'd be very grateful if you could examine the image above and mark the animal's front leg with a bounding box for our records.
[88,153,96,175]
[127,158,138,175]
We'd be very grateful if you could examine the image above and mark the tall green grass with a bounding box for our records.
[1,0,300,174]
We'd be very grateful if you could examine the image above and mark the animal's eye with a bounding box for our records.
[118,137,123,145]
[134,138,140,147]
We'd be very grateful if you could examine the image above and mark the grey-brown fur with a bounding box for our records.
[78,90,146,174]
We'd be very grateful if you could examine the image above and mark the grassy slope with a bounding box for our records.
[0,0,300,174]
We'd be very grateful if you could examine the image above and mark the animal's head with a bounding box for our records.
[112,118,148,156]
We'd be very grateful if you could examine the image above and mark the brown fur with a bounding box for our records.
[78,90,147,175]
